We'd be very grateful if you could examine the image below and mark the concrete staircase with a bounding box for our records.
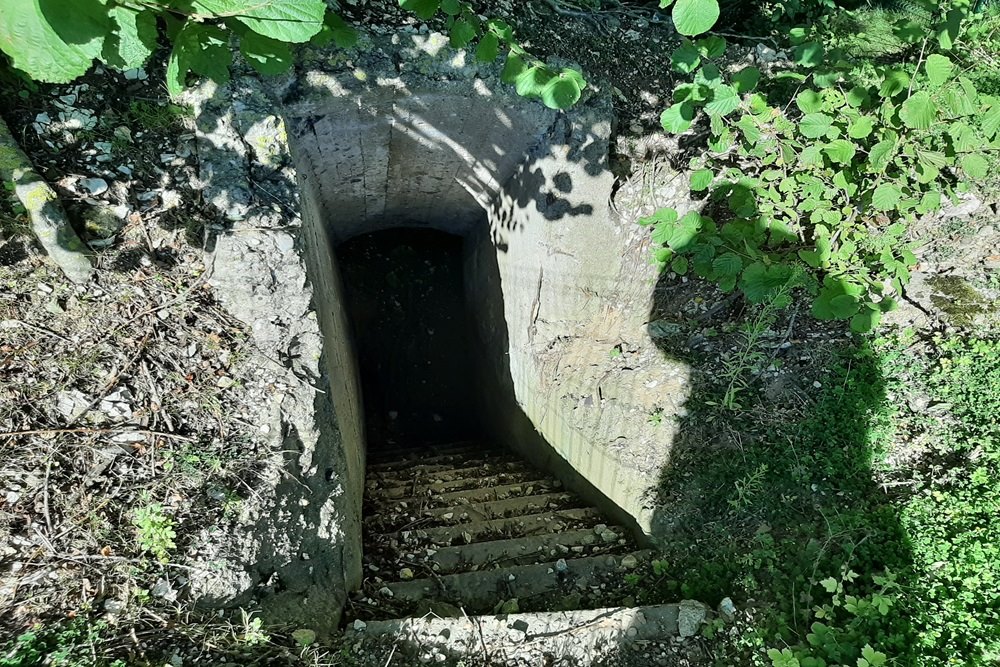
[345,441,709,666]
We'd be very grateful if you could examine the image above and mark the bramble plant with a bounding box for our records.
[644,0,1000,332]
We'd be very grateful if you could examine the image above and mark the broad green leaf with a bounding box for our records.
[638,207,678,227]
[960,153,988,179]
[830,294,861,318]
[192,0,326,43]
[850,308,881,333]
[440,0,461,15]
[501,53,527,84]
[731,67,760,93]
[671,256,689,275]
[240,31,292,75]
[848,116,873,139]
[795,89,823,114]
[793,41,824,68]
[872,183,902,210]
[823,139,856,165]
[328,14,358,49]
[689,169,713,191]
[899,91,936,129]
[918,190,942,214]
[925,53,953,85]
[705,84,740,116]
[661,102,695,133]
[449,19,477,48]
[0,0,107,83]
[670,41,701,74]
[399,0,441,20]
[666,211,703,249]
[515,64,553,98]
[799,113,833,139]
[104,6,157,70]
[879,69,910,98]
[671,0,720,36]
[799,144,824,168]
[696,35,726,58]
[712,252,742,277]
[476,33,499,62]
[695,62,723,88]
[982,103,1000,139]
[937,8,963,50]
[740,262,793,303]
[867,140,896,172]
[846,86,871,108]
[540,69,585,110]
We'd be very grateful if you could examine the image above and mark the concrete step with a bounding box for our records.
[367,460,530,486]
[345,603,709,667]
[375,507,606,548]
[417,527,633,574]
[367,450,512,474]
[366,441,487,464]
[378,550,654,615]
[367,478,559,510]
[367,468,542,500]
[364,492,583,533]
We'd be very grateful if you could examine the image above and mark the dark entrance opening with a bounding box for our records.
[336,228,480,452]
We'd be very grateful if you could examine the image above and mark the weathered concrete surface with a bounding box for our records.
[346,603,705,666]
[185,27,696,627]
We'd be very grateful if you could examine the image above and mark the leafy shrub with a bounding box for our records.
[646,0,999,331]
[132,502,176,562]
[0,618,125,667]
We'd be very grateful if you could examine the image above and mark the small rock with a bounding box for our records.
[677,600,707,638]
[498,598,519,614]
[378,586,394,597]
[103,599,124,614]
[555,558,568,573]
[216,376,235,389]
[151,578,177,601]
[718,597,737,623]
[352,619,367,631]
[600,530,619,543]
[399,567,414,580]
[621,554,639,569]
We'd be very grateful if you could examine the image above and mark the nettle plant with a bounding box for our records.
[644,0,1000,332]
[0,0,587,109]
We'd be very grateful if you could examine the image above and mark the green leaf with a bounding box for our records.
[848,116,873,139]
[476,32,499,62]
[328,14,358,49]
[899,91,936,130]
[440,0,461,15]
[712,252,742,277]
[0,0,107,83]
[851,308,881,333]
[705,84,740,117]
[240,31,293,75]
[501,53,527,84]
[799,113,833,139]
[540,69,585,110]
[795,90,823,114]
[879,69,910,98]
[696,35,726,58]
[192,0,326,43]
[661,102,695,133]
[960,153,989,179]
[671,0,719,36]
[731,67,760,94]
[671,255,689,275]
[103,7,157,70]
[515,64,553,98]
[689,169,713,191]
[846,86,871,108]
[867,140,896,173]
[666,211,703,249]
[671,41,701,74]
[872,183,902,211]
[638,207,678,227]
[740,262,793,303]
[925,53,953,85]
[792,41,824,68]
[823,139,856,165]
[399,0,441,20]
[982,103,1000,139]
[937,8,963,50]
[449,19,477,48]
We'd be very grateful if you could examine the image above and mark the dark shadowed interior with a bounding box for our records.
[336,228,480,451]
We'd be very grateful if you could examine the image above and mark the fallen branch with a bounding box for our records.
[0,427,194,442]
[0,116,94,283]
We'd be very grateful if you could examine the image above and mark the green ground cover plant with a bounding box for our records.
[643,327,1000,666]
